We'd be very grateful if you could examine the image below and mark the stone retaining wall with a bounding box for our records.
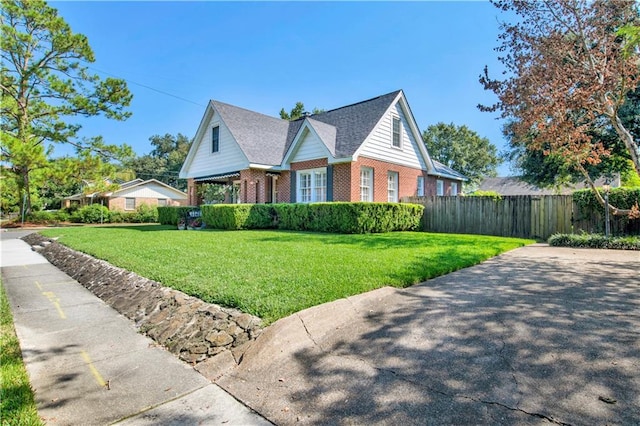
[22,234,262,376]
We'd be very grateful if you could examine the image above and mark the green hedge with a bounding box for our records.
[158,206,199,225]
[198,202,424,233]
[201,204,275,230]
[573,187,640,213]
[548,233,640,250]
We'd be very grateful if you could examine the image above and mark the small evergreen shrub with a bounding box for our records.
[158,206,199,225]
[109,210,137,223]
[71,204,110,224]
[548,233,640,250]
[201,204,275,230]
[132,204,158,223]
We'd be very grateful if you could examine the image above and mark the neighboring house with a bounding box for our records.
[477,176,621,196]
[179,90,467,205]
[63,179,187,210]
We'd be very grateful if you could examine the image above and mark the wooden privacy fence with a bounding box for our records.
[404,195,639,240]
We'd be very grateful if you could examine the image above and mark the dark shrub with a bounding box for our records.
[548,233,640,250]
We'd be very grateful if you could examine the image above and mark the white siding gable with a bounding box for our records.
[356,101,428,170]
[289,127,330,163]
[115,183,186,200]
[181,109,249,178]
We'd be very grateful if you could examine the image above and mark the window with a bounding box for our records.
[157,198,168,207]
[392,116,402,148]
[125,198,136,210]
[360,167,373,201]
[387,171,398,202]
[436,180,444,196]
[212,126,220,153]
[416,176,425,197]
[451,182,458,196]
[298,168,326,203]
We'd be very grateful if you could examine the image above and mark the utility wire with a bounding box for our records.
[85,64,207,107]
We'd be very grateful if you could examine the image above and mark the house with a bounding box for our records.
[476,176,621,196]
[179,90,466,205]
[63,178,187,210]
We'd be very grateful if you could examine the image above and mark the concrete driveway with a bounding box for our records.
[217,244,639,425]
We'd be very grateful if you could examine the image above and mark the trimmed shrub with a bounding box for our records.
[108,210,137,224]
[71,204,110,224]
[158,206,199,225]
[548,233,640,250]
[201,202,424,233]
[201,204,275,230]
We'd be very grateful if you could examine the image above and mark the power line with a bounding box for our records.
[85,64,206,107]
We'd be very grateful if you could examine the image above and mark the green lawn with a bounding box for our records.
[40,226,533,324]
[1,282,44,426]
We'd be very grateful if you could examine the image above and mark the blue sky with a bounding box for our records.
[50,1,512,175]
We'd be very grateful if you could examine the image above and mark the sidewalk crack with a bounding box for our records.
[297,314,324,352]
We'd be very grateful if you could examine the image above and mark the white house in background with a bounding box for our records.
[63,179,187,210]
[179,90,467,205]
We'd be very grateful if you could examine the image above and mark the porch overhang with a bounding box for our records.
[194,171,241,183]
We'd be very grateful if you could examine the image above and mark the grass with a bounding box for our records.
[0,281,43,426]
[40,226,534,324]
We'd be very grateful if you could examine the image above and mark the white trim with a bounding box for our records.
[281,120,335,166]
[417,176,425,197]
[112,179,187,199]
[436,180,444,196]
[387,171,399,202]
[296,167,327,203]
[360,167,373,202]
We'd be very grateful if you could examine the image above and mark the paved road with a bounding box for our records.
[217,244,640,425]
[1,230,270,426]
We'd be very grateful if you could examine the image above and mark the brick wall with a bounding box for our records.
[108,197,185,211]
[350,157,426,202]
[240,169,269,204]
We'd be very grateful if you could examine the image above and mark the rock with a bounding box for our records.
[20,234,263,367]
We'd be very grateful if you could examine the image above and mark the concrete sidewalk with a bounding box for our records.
[1,233,270,426]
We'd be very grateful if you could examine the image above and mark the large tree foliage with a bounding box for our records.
[1,0,132,215]
[125,133,191,191]
[422,122,501,186]
[480,0,639,215]
[504,88,640,188]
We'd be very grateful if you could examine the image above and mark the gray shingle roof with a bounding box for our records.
[309,90,402,157]
[306,118,337,156]
[432,160,468,181]
[211,100,290,165]
[477,176,619,195]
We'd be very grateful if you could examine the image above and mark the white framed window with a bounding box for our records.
[212,126,220,153]
[157,198,168,207]
[125,198,136,210]
[436,180,444,196]
[392,116,402,148]
[451,182,458,196]
[387,171,398,202]
[298,168,326,203]
[360,167,373,201]
[416,176,425,197]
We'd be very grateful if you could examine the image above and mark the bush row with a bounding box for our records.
[157,206,201,225]
[160,203,424,234]
[26,204,158,224]
[548,233,640,250]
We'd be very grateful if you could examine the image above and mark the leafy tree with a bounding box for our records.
[279,102,324,121]
[480,0,639,215]
[38,139,134,209]
[1,0,132,215]
[125,133,191,190]
[422,122,502,185]
[503,88,640,187]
